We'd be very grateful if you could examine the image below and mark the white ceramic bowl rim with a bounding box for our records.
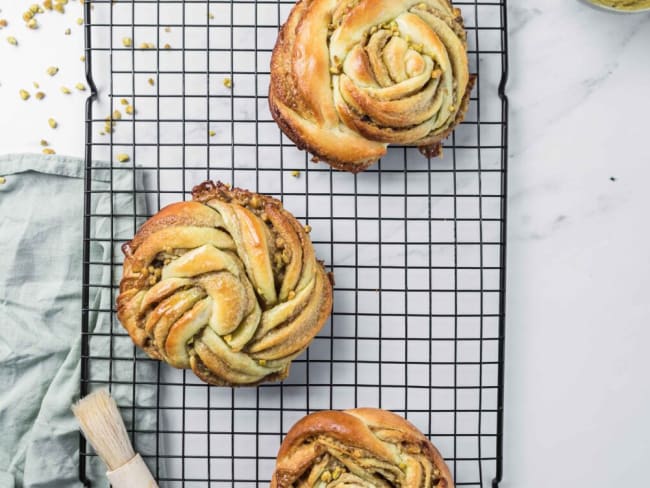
[580,0,650,13]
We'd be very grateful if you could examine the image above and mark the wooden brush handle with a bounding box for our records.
[106,454,158,488]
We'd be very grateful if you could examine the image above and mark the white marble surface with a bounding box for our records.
[1,0,650,486]
[505,1,650,486]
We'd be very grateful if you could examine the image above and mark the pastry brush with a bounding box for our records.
[72,389,159,487]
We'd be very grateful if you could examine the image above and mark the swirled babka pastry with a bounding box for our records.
[269,0,475,172]
[271,408,454,488]
[117,181,333,386]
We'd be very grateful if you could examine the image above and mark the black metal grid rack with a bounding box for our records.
[81,0,508,486]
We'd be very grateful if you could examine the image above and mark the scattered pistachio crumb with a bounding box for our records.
[75,82,86,91]
[321,471,332,482]
[164,26,171,32]
[224,334,232,342]
[120,98,128,105]
[64,28,71,35]
[46,66,59,76]
[125,105,134,115]
[19,89,30,100]
[40,139,48,146]
[209,130,216,137]
[163,43,170,49]
[80,55,85,62]
[35,91,45,100]
[76,17,83,25]
[223,77,232,88]
[43,0,53,10]
[48,118,57,128]
[122,36,132,47]
[0,176,6,185]
[208,12,214,19]
[304,224,312,233]
[60,86,71,94]
[27,18,38,29]
[399,462,408,471]
[258,359,267,366]
[291,170,300,177]
[139,42,154,49]
[42,148,56,155]
[30,4,40,13]
[0,19,7,28]
[147,77,154,86]
[116,153,130,163]
[7,36,17,45]
[53,4,64,14]
[112,109,122,120]
[33,81,40,88]
[23,11,34,22]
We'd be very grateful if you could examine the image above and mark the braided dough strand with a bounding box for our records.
[270,0,475,172]
[272,408,454,488]
[117,181,333,386]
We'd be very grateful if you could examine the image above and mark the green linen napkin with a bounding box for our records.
[0,154,157,488]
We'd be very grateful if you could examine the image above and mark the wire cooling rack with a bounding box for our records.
[81,0,508,486]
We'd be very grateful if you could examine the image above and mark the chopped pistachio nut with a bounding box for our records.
[125,105,134,115]
[116,153,130,163]
[53,4,64,14]
[80,55,85,62]
[448,105,456,112]
[258,359,267,366]
[112,109,122,120]
[224,334,232,342]
[164,26,171,32]
[0,19,7,28]
[208,12,214,19]
[139,42,154,49]
[399,462,408,471]
[332,467,343,480]
[35,91,45,100]
[223,77,232,88]
[7,36,17,45]
[46,66,59,76]
[163,43,171,49]
[75,82,86,91]
[120,98,129,105]
[60,86,71,94]
[64,27,71,35]
[42,148,56,155]
[76,17,83,25]
[40,139,48,146]
[23,11,34,22]
[33,81,40,88]
[147,77,154,86]
[43,0,53,10]
[122,37,132,47]
[27,18,38,29]
[209,130,216,137]
[48,118,58,128]
[320,471,332,482]
[19,89,30,100]
[30,4,40,13]
[291,170,300,177]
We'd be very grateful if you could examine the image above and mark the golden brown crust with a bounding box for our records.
[272,408,454,488]
[269,0,475,172]
[117,181,333,386]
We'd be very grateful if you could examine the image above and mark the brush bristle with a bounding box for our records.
[72,390,135,471]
